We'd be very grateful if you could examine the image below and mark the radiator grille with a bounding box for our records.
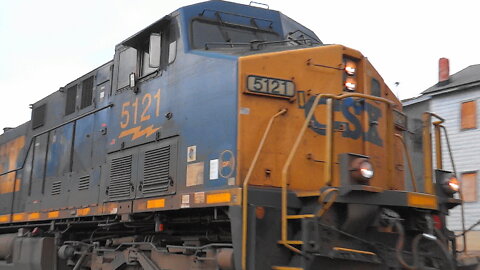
[142,146,171,195]
[108,155,132,200]
[65,85,77,115]
[78,175,90,191]
[51,181,61,196]
[80,76,94,109]
[32,104,46,129]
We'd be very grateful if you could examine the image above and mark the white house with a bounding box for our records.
[403,59,480,249]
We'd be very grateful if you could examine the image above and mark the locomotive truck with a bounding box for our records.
[0,1,471,269]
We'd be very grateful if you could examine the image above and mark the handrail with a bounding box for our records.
[394,134,418,192]
[432,115,445,170]
[439,125,467,253]
[241,109,287,270]
[422,112,445,194]
[279,93,394,253]
[0,103,113,178]
[424,113,468,252]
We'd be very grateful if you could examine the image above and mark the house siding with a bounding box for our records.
[430,87,480,231]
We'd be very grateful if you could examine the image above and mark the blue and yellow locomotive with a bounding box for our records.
[0,1,467,269]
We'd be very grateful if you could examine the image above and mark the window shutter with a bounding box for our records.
[461,101,476,129]
[462,172,477,202]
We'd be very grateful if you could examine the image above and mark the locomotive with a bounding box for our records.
[0,1,468,269]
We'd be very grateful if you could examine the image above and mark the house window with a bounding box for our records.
[461,172,477,202]
[461,100,476,130]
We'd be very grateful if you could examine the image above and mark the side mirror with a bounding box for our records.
[149,33,161,68]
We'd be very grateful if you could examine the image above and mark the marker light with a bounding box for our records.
[448,176,460,192]
[345,78,357,91]
[345,60,357,76]
[350,158,374,183]
[444,175,460,194]
[442,175,459,195]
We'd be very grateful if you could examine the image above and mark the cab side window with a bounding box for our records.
[117,47,137,89]
[116,19,178,91]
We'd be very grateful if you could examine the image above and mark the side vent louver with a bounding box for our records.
[65,85,77,115]
[142,146,171,196]
[51,181,61,196]
[32,104,46,129]
[78,175,90,191]
[108,155,133,200]
[80,76,94,109]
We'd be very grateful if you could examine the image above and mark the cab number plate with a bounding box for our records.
[246,75,295,98]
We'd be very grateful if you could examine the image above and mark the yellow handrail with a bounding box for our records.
[280,93,323,253]
[324,98,334,186]
[241,108,287,270]
[280,93,394,253]
[422,112,444,194]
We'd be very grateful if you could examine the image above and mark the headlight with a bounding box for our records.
[344,60,356,76]
[345,78,357,91]
[360,161,374,179]
[350,158,374,183]
[442,175,459,194]
[343,56,359,92]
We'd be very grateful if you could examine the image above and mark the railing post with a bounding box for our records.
[434,124,443,170]
[386,103,394,189]
[241,109,287,270]
[422,113,434,194]
[325,98,334,186]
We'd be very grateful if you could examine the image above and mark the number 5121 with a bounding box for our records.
[120,89,161,129]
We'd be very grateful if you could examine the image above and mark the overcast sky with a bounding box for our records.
[1,0,479,131]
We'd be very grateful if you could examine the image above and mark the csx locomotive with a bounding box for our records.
[0,1,467,269]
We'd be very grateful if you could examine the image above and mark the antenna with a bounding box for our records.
[394,82,400,99]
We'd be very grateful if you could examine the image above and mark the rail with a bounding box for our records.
[422,112,444,194]
[423,112,468,253]
[279,93,396,253]
[241,109,287,270]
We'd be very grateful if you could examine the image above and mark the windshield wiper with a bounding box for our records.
[287,30,321,44]
[203,39,319,51]
[249,39,319,50]
[204,42,250,50]
[214,12,231,43]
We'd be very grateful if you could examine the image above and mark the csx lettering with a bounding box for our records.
[302,96,383,146]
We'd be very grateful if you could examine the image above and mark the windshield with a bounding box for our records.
[191,19,281,49]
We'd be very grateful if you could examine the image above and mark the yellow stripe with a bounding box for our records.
[77,208,90,216]
[12,213,25,222]
[146,199,165,209]
[48,211,60,219]
[206,192,231,204]
[28,212,40,220]
[0,214,10,223]
[407,193,438,209]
